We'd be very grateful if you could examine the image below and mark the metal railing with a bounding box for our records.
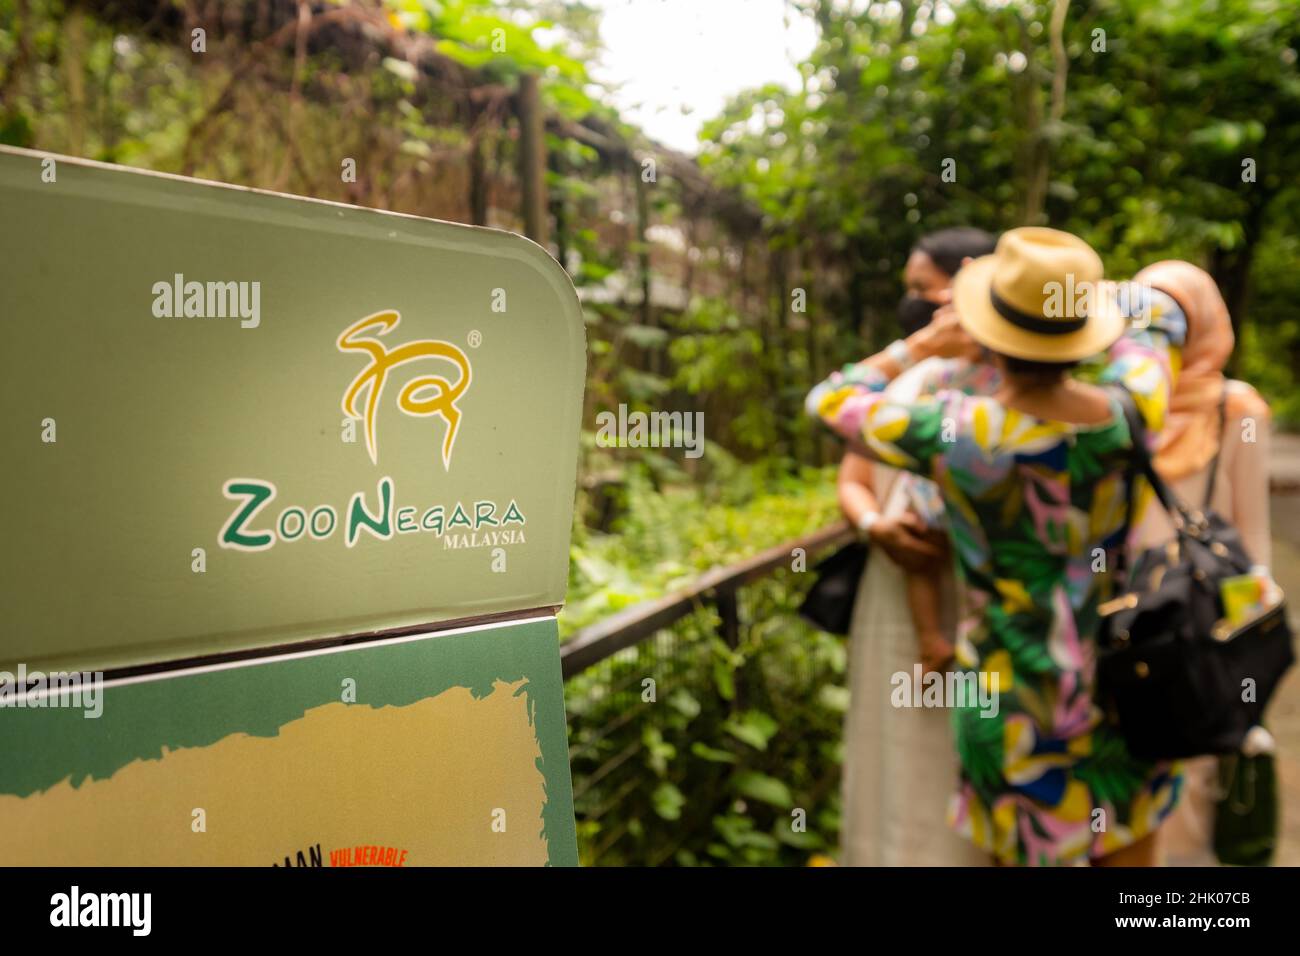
[560,521,853,866]
[561,522,853,678]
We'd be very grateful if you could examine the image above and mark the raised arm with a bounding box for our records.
[807,309,976,474]
[806,361,958,476]
[1101,283,1189,436]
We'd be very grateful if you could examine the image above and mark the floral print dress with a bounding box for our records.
[806,285,1188,865]
[886,357,1003,529]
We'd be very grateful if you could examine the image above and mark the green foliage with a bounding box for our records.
[701,0,1300,413]
[394,0,597,114]
[1239,228,1300,426]
[0,0,604,194]
[562,463,846,866]
[563,461,840,633]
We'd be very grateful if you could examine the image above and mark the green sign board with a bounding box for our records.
[0,146,585,674]
[0,147,585,865]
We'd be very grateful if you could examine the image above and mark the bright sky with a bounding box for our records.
[583,0,819,154]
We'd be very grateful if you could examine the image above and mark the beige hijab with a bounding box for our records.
[1133,260,1234,481]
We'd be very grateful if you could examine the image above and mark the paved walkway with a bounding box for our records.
[1274,432,1300,490]
[1266,432,1300,864]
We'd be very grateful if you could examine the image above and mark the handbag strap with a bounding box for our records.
[1202,384,1229,510]
[1112,386,1181,516]
[1110,387,1208,580]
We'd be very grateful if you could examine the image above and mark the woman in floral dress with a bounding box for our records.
[806,228,1187,866]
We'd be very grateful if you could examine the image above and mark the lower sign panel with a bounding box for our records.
[0,617,577,866]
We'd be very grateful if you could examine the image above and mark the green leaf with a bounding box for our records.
[380,56,418,83]
[723,710,779,750]
[652,782,686,821]
[775,825,826,850]
[668,688,702,720]
[817,685,851,713]
[621,324,671,348]
[732,771,794,808]
[690,742,738,764]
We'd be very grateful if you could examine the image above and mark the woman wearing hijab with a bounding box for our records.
[807,228,1188,865]
[1129,261,1274,866]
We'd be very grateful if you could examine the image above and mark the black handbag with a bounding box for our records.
[1097,389,1295,760]
[798,541,869,636]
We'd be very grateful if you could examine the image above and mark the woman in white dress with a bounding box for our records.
[837,229,995,866]
[1128,261,1274,867]
[840,463,990,865]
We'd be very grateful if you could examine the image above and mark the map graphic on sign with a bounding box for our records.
[0,618,577,866]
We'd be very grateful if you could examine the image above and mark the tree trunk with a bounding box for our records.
[516,73,548,247]
[1209,192,1271,375]
[63,6,87,157]
[468,128,489,226]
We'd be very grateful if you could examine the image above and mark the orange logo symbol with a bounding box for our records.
[338,311,472,470]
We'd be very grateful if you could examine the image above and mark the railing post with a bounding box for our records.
[715,585,742,708]
[716,586,740,649]
[468,131,488,226]
[516,72,549,247]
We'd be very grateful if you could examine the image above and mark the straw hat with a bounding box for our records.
[952,227,1124,362]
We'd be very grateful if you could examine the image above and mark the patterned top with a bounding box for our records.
[885,357,1002,527]
[807,285,1189,865]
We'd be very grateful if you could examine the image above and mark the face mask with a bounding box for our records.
[898,294,940,337]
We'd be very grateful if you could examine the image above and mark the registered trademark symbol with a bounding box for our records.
[468,330,482,348]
